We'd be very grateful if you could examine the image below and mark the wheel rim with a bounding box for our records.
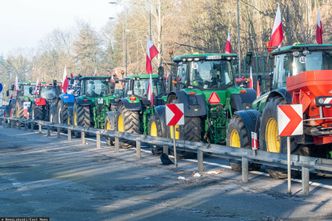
[150,121,158,137]
[265,118,280,153]
[229,129,241,148]
[170,125,180,139]
[117,114,124,132]
[105,118,111,131]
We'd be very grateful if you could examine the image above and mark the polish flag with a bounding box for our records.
[146,39,159,74]
[34,79,40,95]
[15,75,19,91]
[62,65,69,93]
[146,39,158,106]
[267,5,283,52]
[256,80,261,98]
[225,32,232,54]
[316,9,323,44]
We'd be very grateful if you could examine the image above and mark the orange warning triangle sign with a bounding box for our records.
[208,92,220,104]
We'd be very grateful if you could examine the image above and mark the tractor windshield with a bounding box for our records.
[23,85,33,96]
[292,51,332,75]
[184,60,233,89]
[40,87,58,100]
[133,78,160,98]
[84,79,110,97]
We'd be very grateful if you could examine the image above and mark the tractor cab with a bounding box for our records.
[123,74,166,106]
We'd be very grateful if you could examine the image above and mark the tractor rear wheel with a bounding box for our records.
[57,101,68,125]
[116,105,140,148]
[77,105,91,128]
[15,101,24,119]
[227,115,250,171]
[32,105,44,121]
[260,97,295,179]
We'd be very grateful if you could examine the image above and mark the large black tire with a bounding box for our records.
[57,101,68,125]
[31,105,44,121]
[15,101,24,119]
[178,116,202,158]
[259,97,295,179]
[104,115,114,146]
[77,105,91,128]
[226,115,250,171]
[116,105,140,148]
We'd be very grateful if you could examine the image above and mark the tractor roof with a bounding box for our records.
[79,76,112,80]
[272,44,332,55]
[173,53,237,62]
[125,74,158,80]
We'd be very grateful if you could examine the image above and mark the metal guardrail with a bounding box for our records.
[1,116,332,196]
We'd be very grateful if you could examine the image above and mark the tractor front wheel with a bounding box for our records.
[31,105,44,121]
[57,101,68,125]
[226,115,250,171]
[260,97,295,179]
[149,115,164,155]
[116,105,140,148]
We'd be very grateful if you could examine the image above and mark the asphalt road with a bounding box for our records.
[0,126,332,221]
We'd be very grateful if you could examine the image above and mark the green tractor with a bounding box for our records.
[148,53,256,149]
[104,73,166,139]
[9,82,35,119]
[226,44,332,176]
[71,76,118,130]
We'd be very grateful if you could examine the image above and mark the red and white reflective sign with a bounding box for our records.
[166,103,184,126]
[277,104,303,137]
[251,132,259,150]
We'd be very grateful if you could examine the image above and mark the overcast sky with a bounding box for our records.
[0,0,120,56]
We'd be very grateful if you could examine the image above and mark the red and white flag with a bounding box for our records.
[34,78,40,94]
[15,75,19,91]
[248,71,253,88]
[316,9,323,44]
[225,32,232,54]
[146,39,159,105]
[146,39,159,74]
[268,5,283,52]
[62,65,69,93]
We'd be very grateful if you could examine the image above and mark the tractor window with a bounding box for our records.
[133,78,160,98]
[189,60,233,89]
[273,54,288,88]
[40,87,57,100]
[84,79,109,97]
[176,62,187,87]
[23,86,32,96]
[292,51,332,75]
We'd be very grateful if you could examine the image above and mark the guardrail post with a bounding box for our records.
[47,126,51,136]
[81,130,86,144]
[67,128,72,141]
[38,123,42,134]
[302,164,310,196]
[17,120,21,129]
[24,122,28,130]
[57,127,61,138]
[136,140,141,159]
[96,131,101,149]
[163,145,168,155]
[114,136,119,152]
[197,149,204,173]
[242,157,249,183]
[30,122,34,131]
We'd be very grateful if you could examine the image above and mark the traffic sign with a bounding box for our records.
[0,83,2,93]
[166,103,184,126]
[208,92,220,104]
[277,104,303,137]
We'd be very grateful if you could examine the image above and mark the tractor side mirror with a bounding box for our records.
[245,52,253,66]
[269,72,274,91]
[11,84,15,90]
[6,90,9,97]
[29,87,33,94]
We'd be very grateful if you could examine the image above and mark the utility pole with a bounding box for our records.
[236,0,241,75]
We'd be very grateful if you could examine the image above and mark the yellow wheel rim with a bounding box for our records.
[150,121,158,137]
[170,125,180,140]
[266,118,280,153]
[73,110,77,126]
[229,129,241,148]
[117,114,124,132]
[105,119,111,131]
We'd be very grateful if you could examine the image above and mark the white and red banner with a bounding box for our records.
[256,80,261,98]
[316,9,323,44]
[268,5,283,52]
[146,39,159,106]
[225,32,232,54]
[146,39,159,74]
[62,65,69,93]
